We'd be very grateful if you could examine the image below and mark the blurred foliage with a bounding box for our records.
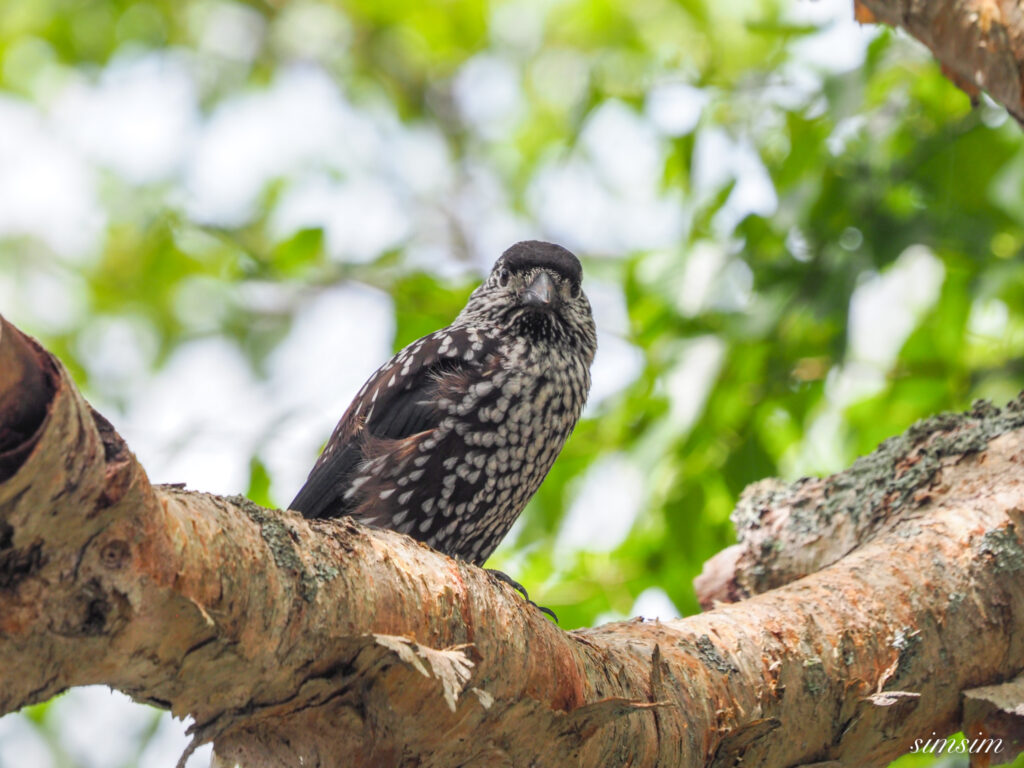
[3,0,1024,766]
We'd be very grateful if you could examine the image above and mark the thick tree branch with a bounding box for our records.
[856,0,1024,124]
[2,315,1024,767]
[695,400,1024,606]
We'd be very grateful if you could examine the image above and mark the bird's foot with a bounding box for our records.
[486,569,558,623]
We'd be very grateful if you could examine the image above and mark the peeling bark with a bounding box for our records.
[962,675,1024,764]
[856,0,1024,124]
[2,315,1024,768]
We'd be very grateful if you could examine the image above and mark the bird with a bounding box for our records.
[290,240,597,576]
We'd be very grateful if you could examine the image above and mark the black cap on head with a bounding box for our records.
[501,241,582,285]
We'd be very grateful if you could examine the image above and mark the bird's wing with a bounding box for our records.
[289,326,497,519]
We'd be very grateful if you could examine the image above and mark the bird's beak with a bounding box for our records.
[520,271,557,309]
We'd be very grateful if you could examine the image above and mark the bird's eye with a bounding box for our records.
[498,268,510,287]
[569,282,581,299]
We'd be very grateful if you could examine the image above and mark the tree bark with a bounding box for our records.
[856,0,1024,125]
[2,314,1023,768]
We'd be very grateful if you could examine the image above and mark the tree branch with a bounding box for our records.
[856,0,1024,125]
[2,315,1024,767]
[695,400,1024,606]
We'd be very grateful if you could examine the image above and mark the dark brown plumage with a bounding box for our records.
[290,240,597,566]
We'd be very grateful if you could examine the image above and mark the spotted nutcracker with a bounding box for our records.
[290,241,597,570]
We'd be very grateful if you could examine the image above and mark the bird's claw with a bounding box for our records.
[486,569,558,623]
[536,604,558,622]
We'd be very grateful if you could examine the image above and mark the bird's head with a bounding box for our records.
[460,241,596,356]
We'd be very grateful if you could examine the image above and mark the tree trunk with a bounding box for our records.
[856,0,1024,125]
[1,314,1023,767]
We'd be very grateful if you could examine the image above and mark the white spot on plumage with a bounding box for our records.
[343,475,370,500]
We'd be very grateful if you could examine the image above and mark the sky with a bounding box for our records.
[0,0,927,765]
